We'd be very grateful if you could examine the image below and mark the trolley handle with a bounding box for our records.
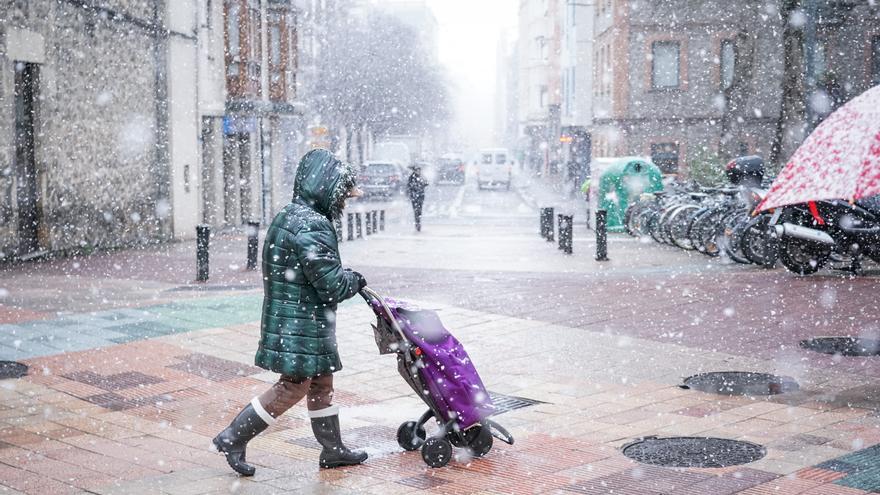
[359,287,408,342]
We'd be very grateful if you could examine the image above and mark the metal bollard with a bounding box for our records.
[246,221,260,270]
[196,224,210,282]
[558,214,573,254]
[365,211,373,235]
[380,210,385,231]
[596,209,609,261]
[356,213,363,238]
[347,213,354,241]
[540,207,555,241]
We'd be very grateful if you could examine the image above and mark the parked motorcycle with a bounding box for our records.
[771,197,880,275]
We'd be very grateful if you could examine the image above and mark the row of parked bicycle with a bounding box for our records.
[623,157,880,275]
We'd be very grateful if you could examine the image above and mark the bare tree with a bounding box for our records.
[311,9,451,157]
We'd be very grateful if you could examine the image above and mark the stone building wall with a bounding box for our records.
[0,0,169,258]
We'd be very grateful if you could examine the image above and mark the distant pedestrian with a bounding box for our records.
[581,176,592,227]
[407,165,428,232]
[212,149,368,476]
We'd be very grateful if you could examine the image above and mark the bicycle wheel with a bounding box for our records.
[686,208,714,252]
[741,214,779,267]
[658,204,686,245]
[720,211,753,264]
[696,208,728,256]
[669,205,701,250]
[625,201,648,237]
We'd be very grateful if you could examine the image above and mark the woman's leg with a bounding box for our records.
[307,374,368,468]
[258,375,312,418]
[306,374,334,411]
[214,376,311,476]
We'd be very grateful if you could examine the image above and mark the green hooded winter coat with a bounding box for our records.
[254,149,361,378]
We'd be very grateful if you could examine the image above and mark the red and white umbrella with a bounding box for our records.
[757,84,880,211]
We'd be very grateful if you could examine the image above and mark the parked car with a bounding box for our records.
[359,161,404,199]
[476,148,512,190]
[436,156,465,184]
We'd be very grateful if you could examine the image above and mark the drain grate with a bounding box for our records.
[799,337,880,357]
[62,371,164,391]
[681,371,798,396]
[623,436,765,468]
[0,361,28,380]
[489,392,545,415]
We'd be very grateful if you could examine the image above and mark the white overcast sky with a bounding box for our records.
[378,0,519,150]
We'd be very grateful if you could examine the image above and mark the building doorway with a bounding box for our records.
[14,62,41,255]
[222,132,252,226]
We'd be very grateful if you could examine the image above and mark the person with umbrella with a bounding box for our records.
[212,149,369,475]
[407,165,429,232]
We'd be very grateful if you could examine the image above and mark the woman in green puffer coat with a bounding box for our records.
[213,149,369,476]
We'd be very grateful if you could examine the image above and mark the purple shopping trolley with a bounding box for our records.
[361,288,514,468]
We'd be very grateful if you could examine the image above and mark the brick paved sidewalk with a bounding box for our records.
[3,291,880,494]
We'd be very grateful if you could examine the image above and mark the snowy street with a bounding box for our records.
[3,0,880,492]
[3,175,880,494]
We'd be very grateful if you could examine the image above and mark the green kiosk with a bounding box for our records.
[597,157,664,232]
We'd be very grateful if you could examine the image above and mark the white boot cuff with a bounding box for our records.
[308,405,340,418]
[250,397,277,426]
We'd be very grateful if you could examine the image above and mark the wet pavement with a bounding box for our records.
[2,172,880,494]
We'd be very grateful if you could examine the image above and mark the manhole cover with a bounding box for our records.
[681,371,798,396]
[799,337,880,357]
[0,361,28,380]
[622,436,765,468]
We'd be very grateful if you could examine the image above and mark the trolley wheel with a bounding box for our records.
[466,424,493,458]
[421,437,453,468]
[397,421,426,451]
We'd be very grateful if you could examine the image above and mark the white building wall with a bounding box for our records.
[196,0,228,227]
[561,0,594,128]
[198,0,226,116]
[166,0,201,239]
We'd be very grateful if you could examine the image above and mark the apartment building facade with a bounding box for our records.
[222,0,304,226]
[517,0,563,174]
[590,0,880,175]
[559,0,594,183]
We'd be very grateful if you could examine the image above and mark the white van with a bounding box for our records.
[476,148,512,190]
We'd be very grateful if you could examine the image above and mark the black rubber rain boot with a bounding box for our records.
[212,400,272,476]
[309,409,368,468]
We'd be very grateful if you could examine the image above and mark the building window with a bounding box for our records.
[247,0,261,91]
[651,41,680,89]
[720,39,735,90]
[604,45,611,96]
[226,1,241,72]
[872,36,880,86]
[288,14,298,98]
[651,142,679,173]
[539,86,548,108]
[268,12,284,101]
